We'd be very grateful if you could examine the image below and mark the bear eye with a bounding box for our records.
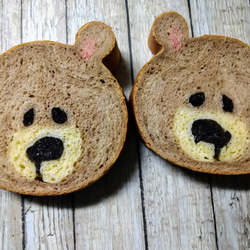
[222,95,234,112]
[52,107,67,124]
[189,92,205,107]
[23,108,35,126]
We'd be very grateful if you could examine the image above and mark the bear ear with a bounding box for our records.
[148,11,189,55]
[74,21,120,71]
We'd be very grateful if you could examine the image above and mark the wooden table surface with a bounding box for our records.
[1,0,250,249]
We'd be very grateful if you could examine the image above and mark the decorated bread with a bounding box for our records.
[0,21,128,195]
[130,11,250,174]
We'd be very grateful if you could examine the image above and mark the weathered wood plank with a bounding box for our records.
[211,176,250,250]
[191,1,250,249]
[21,1,75,249]
[21,0,67,43]
[0,0,22,50]
[127,0,217,249]
[0,1,23,249]
[66,0,145,249]
[24,196,75,250]
[0,191,22,250]
[191,0,250,43]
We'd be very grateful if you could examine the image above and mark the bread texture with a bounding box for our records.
[0,21,128,195]
[130,11,250,174]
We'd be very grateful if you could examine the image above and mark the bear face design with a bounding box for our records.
[130,12,250,174]
[0,21,128,195]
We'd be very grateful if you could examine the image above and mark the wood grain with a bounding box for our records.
[0,0,249,249]
[0,1,23,249]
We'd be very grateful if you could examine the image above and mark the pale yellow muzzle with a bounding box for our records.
[9,126,82,183]
[173,107,249,162]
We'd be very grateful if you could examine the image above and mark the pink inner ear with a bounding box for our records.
[80,37,96,60]
[169,27,182,50]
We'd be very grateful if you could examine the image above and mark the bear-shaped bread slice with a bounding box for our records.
[130,11,250,175]
[0,21,128,195]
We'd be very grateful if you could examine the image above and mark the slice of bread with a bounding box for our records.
[130,11,250,174]
[0,21,128,195]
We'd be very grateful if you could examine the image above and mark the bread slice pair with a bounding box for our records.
[130,11,250,175]
[1,12,250,196]
[0,21,128,195]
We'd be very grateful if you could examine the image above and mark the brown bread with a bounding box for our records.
[0,21,128,195]
[130,11,250,174]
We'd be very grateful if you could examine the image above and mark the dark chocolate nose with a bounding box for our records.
[26,136,64,176]
[191,119,231,160]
